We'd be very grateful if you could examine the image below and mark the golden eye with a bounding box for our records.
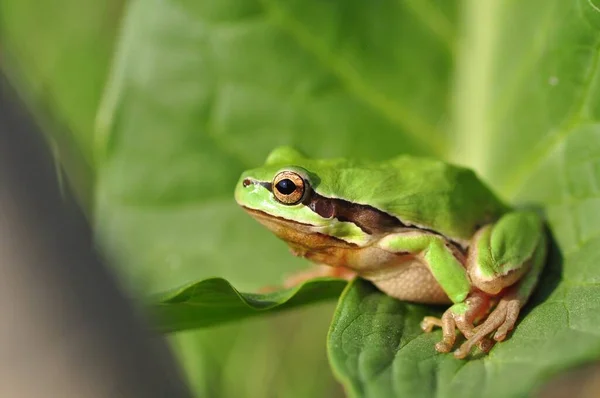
[272,171,306,205]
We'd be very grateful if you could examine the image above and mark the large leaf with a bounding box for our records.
[157,279,347,397]
[153,277,346,332]
[95,0,600,397]
[169,302,344,398]
[328,253,599,398]
[328,279,442,398]
[328,1,600,397]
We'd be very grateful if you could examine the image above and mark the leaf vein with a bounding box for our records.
[503,37,600,198]
[258,0,447,156]
[401,0,456,53]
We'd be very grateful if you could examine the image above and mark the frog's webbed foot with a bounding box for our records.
[453,296,521,359]
[421,291,493,355]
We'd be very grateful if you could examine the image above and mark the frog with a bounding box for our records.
[234,146,547,358]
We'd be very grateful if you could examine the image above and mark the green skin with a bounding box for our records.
[235,146,547,358]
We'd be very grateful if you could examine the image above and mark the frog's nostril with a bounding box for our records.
[242,178,252,187]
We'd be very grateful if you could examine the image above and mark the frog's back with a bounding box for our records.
[307,154,508,243]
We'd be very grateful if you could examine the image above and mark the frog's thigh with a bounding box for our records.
[378,232,470,303]
[467,211,545,295]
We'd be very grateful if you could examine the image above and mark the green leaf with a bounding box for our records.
[450,0,600,202]
[95,0,600,397]
[327,279,439,398]
[170,302,343,398]
[153,277,346,332]
[328,1,600,397]
[328,254,600,398]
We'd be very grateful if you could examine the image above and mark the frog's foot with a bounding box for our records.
[420,316,443,333]
[283,265,356,288]
[421,291,492,354]
[258,285,279,293]
[453,295,521,359]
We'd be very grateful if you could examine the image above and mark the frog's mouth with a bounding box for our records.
[240,206,357,251]
[241,206,316,233]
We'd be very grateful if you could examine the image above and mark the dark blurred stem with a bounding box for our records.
[0,61,97,213]
[0,73,192,397]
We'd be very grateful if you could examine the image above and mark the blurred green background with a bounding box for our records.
[0,1,345,396]
[3,0,600,397]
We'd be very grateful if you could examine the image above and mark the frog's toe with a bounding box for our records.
[454,313,476,339]
[478,337,494,353]
[433,310,458,353]
[453,291,491,338]
[422,314,457,353]
[453,334,496,359]
[453,344,472,359]
[423,293,502,356]
[448,332,496,355]
[453,297,521,357]
[435,341,453,353]
[493,299,520,341]
[420,316,443,333]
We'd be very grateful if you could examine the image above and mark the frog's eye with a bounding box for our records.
[272,171,306,205]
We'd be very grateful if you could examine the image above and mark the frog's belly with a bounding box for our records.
[300,241,452,305]
[360,259,451,305]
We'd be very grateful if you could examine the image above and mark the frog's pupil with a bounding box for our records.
[276,179,296,195]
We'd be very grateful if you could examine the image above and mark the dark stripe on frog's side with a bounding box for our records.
[304,191,468,253]
[304,191,404,235]
[257,178,402,235]
[258,178,464,248]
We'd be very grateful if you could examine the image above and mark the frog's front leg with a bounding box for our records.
[377,231,486,352]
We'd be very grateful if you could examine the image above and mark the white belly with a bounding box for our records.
[360,257,451,305]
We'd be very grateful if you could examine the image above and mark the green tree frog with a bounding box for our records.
[235,146,547,358]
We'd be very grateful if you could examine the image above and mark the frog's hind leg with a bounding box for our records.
[283,265,356,288]
[467,211,545,297]
[453,215,548,359]
[259,265,355,292]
